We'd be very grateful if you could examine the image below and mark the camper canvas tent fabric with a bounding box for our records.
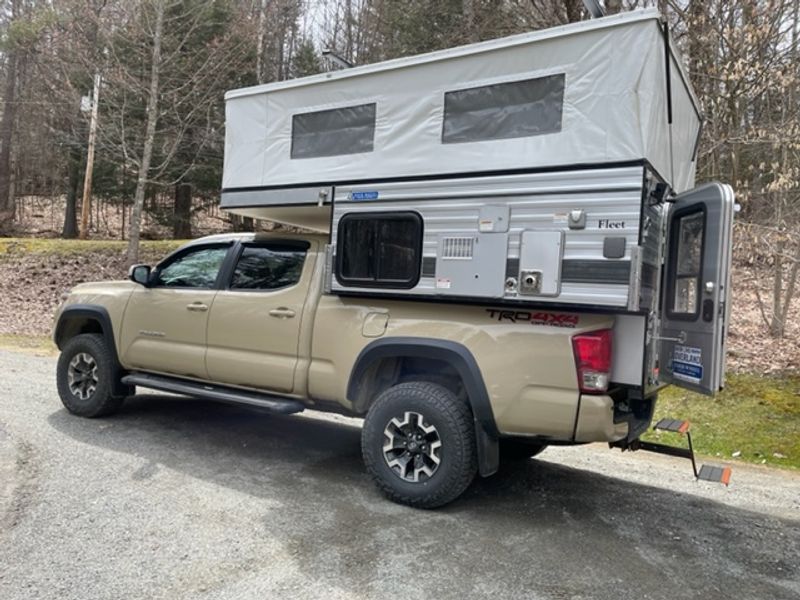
[222,9,701,203]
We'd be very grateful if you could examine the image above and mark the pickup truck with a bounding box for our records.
[55,232,645,508]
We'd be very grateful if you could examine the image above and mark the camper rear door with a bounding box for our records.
[659,183,735,395]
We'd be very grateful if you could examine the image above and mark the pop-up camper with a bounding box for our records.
[221,9,733,402]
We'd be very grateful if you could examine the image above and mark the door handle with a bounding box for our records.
[186,302,209,312]
[269,307,296,319]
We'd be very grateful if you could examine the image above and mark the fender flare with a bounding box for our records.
[54,304,128,396]
[348,337,500,476]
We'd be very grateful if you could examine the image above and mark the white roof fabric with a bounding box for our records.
[223,9,701,195]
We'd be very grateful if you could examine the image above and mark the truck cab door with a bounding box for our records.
[119,243,232,379]
[205,240,314,394]
[660,183,735,395]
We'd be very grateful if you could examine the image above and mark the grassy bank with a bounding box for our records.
[0,237,184,257]
[644,372,800,470]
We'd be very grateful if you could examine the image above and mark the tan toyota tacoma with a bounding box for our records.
[53,232,630,508]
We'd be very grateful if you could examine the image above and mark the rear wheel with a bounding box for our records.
[361,381,477,509]
[56,334,127,417]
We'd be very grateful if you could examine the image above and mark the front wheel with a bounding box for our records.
[56,333,126,418]
[361,382,477,509]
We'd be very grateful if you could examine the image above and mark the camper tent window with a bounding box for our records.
[336,213,422,289]
[291,103,376,159]
[442,74,565,144]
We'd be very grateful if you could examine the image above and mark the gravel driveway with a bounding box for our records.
[1,349,798,600]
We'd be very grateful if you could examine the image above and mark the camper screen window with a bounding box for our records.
[336,213,422,288]
[442,74,564,144]
[291,103,376,159]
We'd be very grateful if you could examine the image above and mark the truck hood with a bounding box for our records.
[59,280,139,314]
[70,280,138,293]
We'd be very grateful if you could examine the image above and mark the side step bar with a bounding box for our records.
[616,418,731,485]
[122,372,306,415]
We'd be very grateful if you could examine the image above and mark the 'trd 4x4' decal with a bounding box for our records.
[485,309,578,328]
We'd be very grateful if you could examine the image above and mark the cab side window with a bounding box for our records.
[152,245,230,289]
[230,244,308,290]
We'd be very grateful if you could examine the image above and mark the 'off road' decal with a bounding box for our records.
[486,309,578,328]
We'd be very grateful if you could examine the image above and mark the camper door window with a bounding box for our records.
[669,209,705,318]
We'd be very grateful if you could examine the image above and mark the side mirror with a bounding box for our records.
[128,264,151,286]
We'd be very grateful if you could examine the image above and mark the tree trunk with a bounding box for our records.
[62,147,81,238]
[770,238,785,337]
[255,0,267,84]
[604,0,622,15]
[126,1,165,264]
[79,71,101,239]
[0,0,21,229]
[463,0,478,42]
[563,0,582,23]
[173,182,192,238]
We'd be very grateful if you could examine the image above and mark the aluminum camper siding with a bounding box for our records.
[330,165,651,310]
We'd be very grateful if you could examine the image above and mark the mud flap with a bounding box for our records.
[475,421,499,477]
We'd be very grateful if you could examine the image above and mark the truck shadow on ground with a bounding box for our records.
[47,394,800,600]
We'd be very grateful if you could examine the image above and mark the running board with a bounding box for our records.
[615,419,731,485]
[121,372,306,415]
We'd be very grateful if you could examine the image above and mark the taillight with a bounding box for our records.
[572,329,612,394]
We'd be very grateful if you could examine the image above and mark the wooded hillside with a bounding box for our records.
[0,0,798,340]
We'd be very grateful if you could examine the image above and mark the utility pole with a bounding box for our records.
[79,71,101,239]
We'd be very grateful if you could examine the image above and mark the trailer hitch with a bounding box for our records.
[614,419,731,485]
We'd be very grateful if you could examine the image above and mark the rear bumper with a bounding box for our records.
[574,394,630,443]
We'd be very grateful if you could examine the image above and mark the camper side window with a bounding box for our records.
[336,213,422,289]
[291,103,376,159]
[442,74,565,144]
[669,209,705,318]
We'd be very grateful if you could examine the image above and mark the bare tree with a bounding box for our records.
[0,0,25,228]
[125,0,165,263]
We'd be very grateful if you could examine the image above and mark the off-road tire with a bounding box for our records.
[56,333,126,418]
[361,381,477,509]
[500,439,548,461]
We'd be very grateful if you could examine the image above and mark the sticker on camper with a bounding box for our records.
[350,191,379,201]
[672,344,703,384]
[553,213,568,224]
[436,278,452,289]
[479,219,494,232]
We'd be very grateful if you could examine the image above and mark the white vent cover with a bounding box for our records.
[441,237,475,259]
